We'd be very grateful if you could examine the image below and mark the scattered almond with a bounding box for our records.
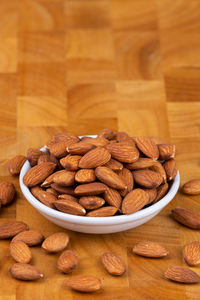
[66,275,102,293]
[101,252,126,276]
[0,181,16,205]
[8,155,26,175]
[10,241,32,263]
[183,241,200,266]
[172,208,200,229]
[12,230,44,246]
[57,250,78,273]
[10,263,43,281]
[42,232,69,253]
[182,179,200,195]
[132,241,169,258]
[0,221,29,239]
[164,266,200,284]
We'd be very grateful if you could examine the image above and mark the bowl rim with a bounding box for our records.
[19,137,180,225]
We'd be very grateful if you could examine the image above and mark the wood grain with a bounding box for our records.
[0,0,200,299]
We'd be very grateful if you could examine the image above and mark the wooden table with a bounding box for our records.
[1,0,200,299]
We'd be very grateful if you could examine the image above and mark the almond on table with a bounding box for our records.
[182,179,200,195]
[12,230,44,246]
[171,208,200,229]
[42,232,69,253]
[0,182,16,205]
[101,252,126,276]
[8,155,26,175]
[10,263,43,281]
[66,275,102,293]
[57,250,78,273]
[183,241,200,266]
[10,241,32,264]
[0,221,29,239]
[132,241,169,258]
[164,266,200,284]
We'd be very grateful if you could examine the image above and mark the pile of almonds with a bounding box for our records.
[20,129,178,216]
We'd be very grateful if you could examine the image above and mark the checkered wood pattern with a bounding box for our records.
[0,0,200,299]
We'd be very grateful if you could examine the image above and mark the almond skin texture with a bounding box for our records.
[58,194,78,202]
[132,241,169,258]
[27,148,43,166]
[57,250,78,273]
[42,232,69,253]
[75,169,96,183]
[125,158,155,170]
[183,241,200,266]
[66,275,102,293]
[106,141,139,163]
[0,181,16,205]
[37,154,52,164]
[31,186,57,208]
[54,199,86,216]
[8,155,27,175]
[49,141,72,158]
[74,182,107,196]
[95,166,127,190]
[98,128,114,140]
[60,155,82,171]
[172,208,200,229]
[12,230,44,246]
[122,189,149,215]
[41,173,55,187]
[152,183,169,204]
[182,179,200,195]
[117,168,134,197]
[10,241,32,263]
[163,158,177,181]
[46,188,59,197]
[101,252,126,276]
[68,142,96,155]
[150,161,167,183]
[79,147,111,169]
[104,158,123,171]
[115,131,130,142]
[104,187,122,209]
[23,162,56,187]
[133,169,163,189]
[86,206,118,217]
[144,188,157,204]
[79,196,105,210]
[83,137,109,147]
[164,266,200,284]
[53,170,75,187]
[51,184,75,195]
[0,221,29,239]
[158,144,176,160]
[134,136,159,160]
[10,263,43,281]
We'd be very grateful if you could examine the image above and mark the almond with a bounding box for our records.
[10,263,43,281]
[134,136,159,160]
[83,137,109,147]
[172,208,200,229]
[143,188,157,204]
[101,252,126,276]
[0,221,29,239]
[182,179,200,195]
[75,169,96,183]
[42,232,69,253]
[152,183,169,204]
[98,128,114,140]
[54,199,86,216]
[95,166,127,190]
[115,131,130,142]
[53,170,75,187]
[164,266,200,283]
[0,181,16,205]
[117,168,134,196]
[46,188,59,197]
[12,230,44,246]
[57,250,78,273]
[104,187,122,209]
[23,162,56,187]
[46,133,79,149]
[27,148,43,166]
[41,173,55,187]
[10,241,32,263]
[125,158,155,170]
[60,155,81,170]
[66,275,102,293]
[8,155,26,175]
[74,182,107,196]
[150,161,167,183]
[79,147,111,169]
[51,183,75,195]
[79,196,105,210]
[158,143,176,160]
[31,186,57,208]
[163,158,177,181]
[68,142,96,155]
[86,206,118,217]
[37,154,52,164]
[106,141,139,163]
[49,141,74,158]
[122,189,149,214]
[183,241,200,266]
[104,158,123,171]
[58,194,78,202]
[133,169,163,189]
[132,241,169,258]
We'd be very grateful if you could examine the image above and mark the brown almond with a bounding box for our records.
[23,162,56,187]
[60,155,81,170]
[115,131,130,142]
[0,221,29,239]
[95,166,127,190]
[104,158,123,171]
[12,230,44,246]
[158,143,176,160]
[54,199,86,216]
[150,161,167,183]
[51,184,75,195]
[68,142,96,155]
[164,266,200,284]
[46,188,59,197]
[75,169,96,183]
[172,208,200,229]
[37,154,52,164]
[31,186,57,208]
[83,137,109,147]
[10,241,32,263]
[143,188,157,204]
[98,128,114,140]
[122,189,149,215]
[104,187,122,209]
[117,168,134,197]
[46,133,79,149]
[125,158,155,170]
[42,232,69,253]
[183,241,200,266]
[134,136,159,160]
[101,252,126,276]
[27,148,43,167]
[57,250,78,273]
[132,241,169,258]
[74,182,107,196]
[79,147,111,169]
[41,173,55,187]
[0,181,16,205]
[86,206,118,217]
[182,179,200,195]
[133,169,163,189]
[106,141,139,163]
[163,158,177,181]
[66,275,102,293]
[58,194,78,202]
[53,170,75,187]
[8,155,27,175]
[10,263,43,281]
[49,141,73,158]
[152,183,169,204]
[79,196,105,210]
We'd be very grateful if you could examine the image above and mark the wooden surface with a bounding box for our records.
[0,0,200,299]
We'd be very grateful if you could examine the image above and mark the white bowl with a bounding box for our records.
[19,138,180,234]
